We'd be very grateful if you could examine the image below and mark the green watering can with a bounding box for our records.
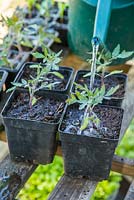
[68,0,134,59]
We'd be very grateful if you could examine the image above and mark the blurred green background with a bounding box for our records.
[17,119,134,200]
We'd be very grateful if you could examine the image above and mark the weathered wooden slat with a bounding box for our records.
[112,155,134,176]
[0,155,36,200]
[124,179,134,200]
[119,67,134,140]
[48,175,97,200]
[0,141,8,162]
[0,131,6,142]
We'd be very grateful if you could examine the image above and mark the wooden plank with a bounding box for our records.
[48,175,97,200]
[0,155,36,200]
[0,141,8,162]
[119,66,134,140]
[124,179,134,200]
[0,131,6,142]
[112,155,134,176]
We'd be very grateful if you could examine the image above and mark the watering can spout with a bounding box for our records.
[93,0,113,44]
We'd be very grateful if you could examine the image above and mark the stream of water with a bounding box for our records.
[89,37,100,90]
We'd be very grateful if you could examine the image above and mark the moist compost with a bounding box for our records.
[61,104,123,139]
[6,91,65,123]
[20,66,69,91]
[75,73,125,98]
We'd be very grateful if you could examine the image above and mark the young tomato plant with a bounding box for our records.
[67,83,119,135]
[7,49,64,107]
[32,48,63,78]
[0,13,33,69]
[84,44,134,85]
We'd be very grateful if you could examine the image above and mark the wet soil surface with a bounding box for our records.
[20,66,70,91]
[61,104,123,139]
[6,91,65,123]
[75,72,126,98]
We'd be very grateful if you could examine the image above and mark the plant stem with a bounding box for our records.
[78,105,90,135]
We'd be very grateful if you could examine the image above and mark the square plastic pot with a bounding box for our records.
[1,89,67,165]
[59,104,124,181]
[14,62,74,94]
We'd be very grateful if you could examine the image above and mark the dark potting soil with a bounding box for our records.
[76,73,125,98]
[21,66,68,91]
[61,105,123,139]
[6,92,65,123]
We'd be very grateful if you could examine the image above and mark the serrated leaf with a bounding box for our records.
[112,44,120,57]
[118,50,134,59]
[105,85,120,97]
[32,52,45,59]
[80,116,89,131]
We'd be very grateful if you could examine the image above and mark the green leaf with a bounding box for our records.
[54,37,61,43]
[21,79,27,85]
[50,71,64,79]
[21,39,33,48]
[6,86,16,93]
[32,52,45,59]
[66,94,77,105]
[83,72,91,77]
[79,103,87,110]
[104,70,123,78]
[80,116,89,131]
[10,82,24,87]
[32,96,37,106]
[97,65,103,72]
[29,64,41,69]
[118,50,134,59]
[112,44,120,57]
[105,85,120,97]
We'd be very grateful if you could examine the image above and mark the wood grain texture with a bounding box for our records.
[0,141,8,162]
[112,155,134,176]
[0,155,36,200]
[48,175,97,200]
[120,66,134,140]
[124,179,134,200]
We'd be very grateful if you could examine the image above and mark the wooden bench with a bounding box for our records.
[0,61,134,199]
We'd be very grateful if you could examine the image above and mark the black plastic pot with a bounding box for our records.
[59,104,124,181]
[0,50,29,89]
[14,62,74,94]
[71,70,127,107]
[1,89,67,164]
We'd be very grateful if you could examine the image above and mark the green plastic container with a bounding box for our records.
[68,0,134,59]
